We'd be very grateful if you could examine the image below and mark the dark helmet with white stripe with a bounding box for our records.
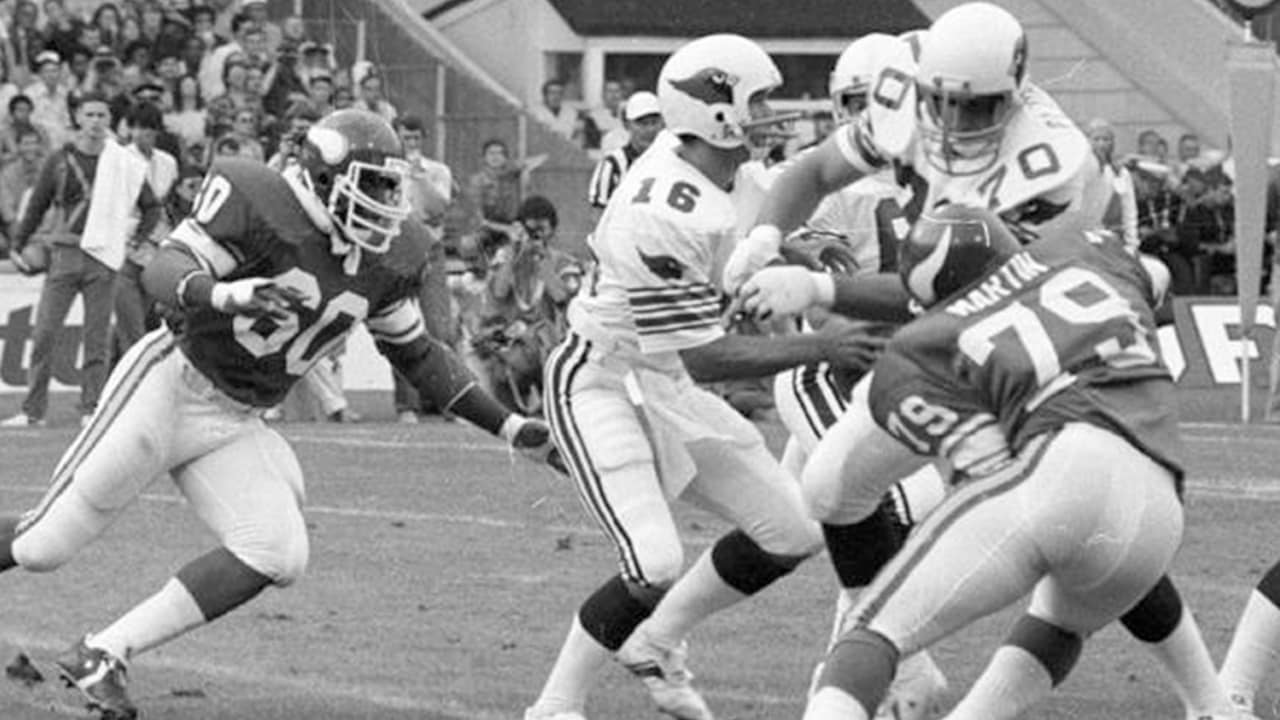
[899,203,1020,306]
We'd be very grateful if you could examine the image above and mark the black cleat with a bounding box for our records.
[55,637,137,720]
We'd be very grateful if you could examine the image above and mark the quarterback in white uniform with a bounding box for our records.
[524,35,884,720]
[729,4,1240,719]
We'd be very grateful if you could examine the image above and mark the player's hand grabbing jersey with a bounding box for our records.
[570,144,736,364]
[869,230,1183,486]
[165,158,430,407]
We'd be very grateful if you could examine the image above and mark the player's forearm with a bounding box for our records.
[379,336,511,435]
[680,333,831,383]
[142,246,215,308]
[754,152,833,236]
[830,273,914,323]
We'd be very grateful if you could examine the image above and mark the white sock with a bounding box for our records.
[641,548,745,646]
[804,686,871,720]
[1221,590,1280,709]
[945,646,1051,720]
[1144,609,1232,716]
[88,578,206,661]
[529,615,611,714]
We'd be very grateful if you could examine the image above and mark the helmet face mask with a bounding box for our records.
[329,157,410,252]
[917,85,1015,175]
[915,2,1027,176]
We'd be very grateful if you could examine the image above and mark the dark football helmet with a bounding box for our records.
[899,203,1020,306]
[297,108,410,253]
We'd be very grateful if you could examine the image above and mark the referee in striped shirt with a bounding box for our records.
[586,91,665,210]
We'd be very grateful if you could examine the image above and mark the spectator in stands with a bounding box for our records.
[306,71,333,114]
[332,82,354,110]
[297,40,335,87]
[200,10,250,99]
[3,91,162,428]
[0,94,47,161]
[92,3,122,53]
[587,90,662,212]
[9,1,44,86]
[258,39,304,118]
[25,50,71,145]
[189,5,221,49]
[112,101,176,361]
[265,100,317,170]
[281,15,307,49]
[209,0,238,39]
[588,78,624,149]
[179,32,206,78]
[1179,163,1236,294]
[571,112,601,154]
[120,39,153,89]
[67,45,94,91]
[0,126,46,239]
[475,195,582,413]
[167,162,202,220]
[466,137,546,255]
[355,71,396,122]
[228,106,263,161]
[118,16,142,53]
[154,50,184,105]
[1083,117,1138,251]
[206,54,259,129]
[531,78,576,139]
[241,0,281,52]
[41,0,83,63]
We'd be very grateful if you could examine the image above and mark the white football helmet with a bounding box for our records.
[828,33,902,123]
[658,33,783,150]
[916,2,1027,175]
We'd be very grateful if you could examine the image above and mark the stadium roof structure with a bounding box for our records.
[545,0,929,36]
[424,0,930,37]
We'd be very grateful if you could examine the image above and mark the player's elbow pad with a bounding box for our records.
[141,247,203,306]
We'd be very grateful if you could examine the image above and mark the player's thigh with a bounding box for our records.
[173,424,309,584]
[849,436,1057,655]
[1027,425,1184,634]
[803,372,925,524]
[14,331,184,568]
[685,436,822,558]
[544,336,683,585]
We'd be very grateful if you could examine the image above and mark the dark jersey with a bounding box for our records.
[166,158,430,407]
[869,230,1184,484]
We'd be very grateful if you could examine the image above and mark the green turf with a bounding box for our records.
[0,395,1276,719]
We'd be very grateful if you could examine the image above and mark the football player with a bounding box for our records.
[730,6,1230,718]
[799,204,1250,720]
[767,32,950,717]
[523,34,885,720]
[0,109,559,719]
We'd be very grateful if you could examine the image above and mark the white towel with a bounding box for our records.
[80,138,149,271]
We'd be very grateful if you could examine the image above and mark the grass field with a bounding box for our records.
[0,392,1279,719]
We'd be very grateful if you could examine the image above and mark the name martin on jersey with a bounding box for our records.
[944,252,1051,318]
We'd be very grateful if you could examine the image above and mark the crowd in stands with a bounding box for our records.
[0,1,1258,425]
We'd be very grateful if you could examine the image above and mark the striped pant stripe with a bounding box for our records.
[854,432,1056,628]
[544,334,646,583]
[792,362,847,440]
[21,330,177,533]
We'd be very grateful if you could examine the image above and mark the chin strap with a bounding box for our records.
[282,163,361,275]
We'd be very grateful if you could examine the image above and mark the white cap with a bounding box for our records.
[623,91,660,121]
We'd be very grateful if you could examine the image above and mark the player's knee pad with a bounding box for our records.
[822,496,908,590]
[226,518,310,586]
[1004,613,1083,687]
[711,529,809,596]
[579,574,665,651]
[1119,574,1182,643]
[12,490,111,572]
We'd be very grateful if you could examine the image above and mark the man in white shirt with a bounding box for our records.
[24,51,70,146]
[531,78,577,139]
[587,79,625,142]
[112,102,178,361]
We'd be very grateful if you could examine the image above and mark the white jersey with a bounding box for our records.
[834,46,1091,243]
[569,143,735,368]
[805,170,910,273]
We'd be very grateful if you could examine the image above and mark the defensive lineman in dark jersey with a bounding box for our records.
[0,110,558,719]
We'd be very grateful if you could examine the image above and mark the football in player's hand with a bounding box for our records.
[12,243,49,275]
